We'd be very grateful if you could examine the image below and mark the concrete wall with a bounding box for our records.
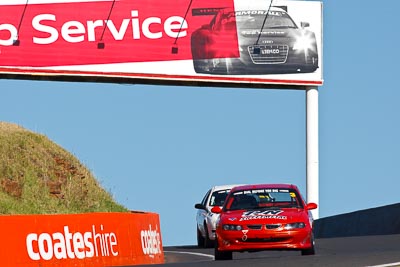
[314,203,400,238]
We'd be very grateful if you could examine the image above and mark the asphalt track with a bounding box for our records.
[131,234,400,267]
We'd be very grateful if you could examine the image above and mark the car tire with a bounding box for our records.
[214,237,232,260]
[192,59,229,74]
[213,58,228,74]
[193,59,209,73]
[197,227,205,248]
[301,233,316,256]
[203,223,213,248]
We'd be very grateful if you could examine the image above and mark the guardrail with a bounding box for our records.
[0,211,164,266]
[314,203,400,238]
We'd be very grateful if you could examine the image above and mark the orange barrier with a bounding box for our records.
[0,212,164,266]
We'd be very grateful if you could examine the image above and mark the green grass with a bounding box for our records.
[0,122,129,214]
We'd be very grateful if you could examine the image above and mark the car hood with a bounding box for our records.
[220,208,307,224]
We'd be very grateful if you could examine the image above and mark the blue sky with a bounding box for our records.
[1,0,400,246]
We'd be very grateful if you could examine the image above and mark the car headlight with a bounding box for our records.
[293,32,315,52]
[284,222,306,230]
[222,224,243,231]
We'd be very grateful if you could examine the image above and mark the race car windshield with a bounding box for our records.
[209,189,230,207]
[234,11,297,29]
[226,188,303,211]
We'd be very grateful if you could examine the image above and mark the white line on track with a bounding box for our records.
[365,262,400,267]
[164,251,215,260]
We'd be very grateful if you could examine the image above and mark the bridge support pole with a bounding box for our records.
[306,86,319,219]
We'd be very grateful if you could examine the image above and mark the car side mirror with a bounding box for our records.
[306,203,318,210]
[211,206,222,214]
[195,203,206,210]
[301,22,310,28]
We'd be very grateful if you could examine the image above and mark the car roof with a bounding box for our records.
[235,7,287,13]
[229,183,299,192]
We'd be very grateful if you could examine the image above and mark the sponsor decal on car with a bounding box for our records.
[241,229,249,241]
[239,210,287,221]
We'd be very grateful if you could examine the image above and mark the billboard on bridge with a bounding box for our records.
[0,0,323,87]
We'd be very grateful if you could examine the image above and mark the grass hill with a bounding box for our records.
[0,122,128,214]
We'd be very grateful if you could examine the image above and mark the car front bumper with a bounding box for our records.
[216,229,313,252]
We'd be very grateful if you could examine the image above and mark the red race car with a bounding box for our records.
[212,183,317,260]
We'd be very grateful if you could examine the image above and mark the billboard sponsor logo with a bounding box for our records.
[141,224,162,257]
[26,225,118,261]
[262,49,280,55]
[0,10,187,46]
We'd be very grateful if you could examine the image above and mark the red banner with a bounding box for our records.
[0,0,237,66]
[0,212,164,266]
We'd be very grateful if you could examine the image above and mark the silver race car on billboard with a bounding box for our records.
[191,6,319,75]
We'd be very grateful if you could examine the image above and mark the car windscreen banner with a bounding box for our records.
[0,0,323,87]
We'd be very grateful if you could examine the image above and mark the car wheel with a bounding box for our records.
[203,223,213,248]
[212,58,228,74]
[193,59,209,73]
[301,233,316,256]
[197,227,205,248]
[214,236,232,260]
[192,58,229,74]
